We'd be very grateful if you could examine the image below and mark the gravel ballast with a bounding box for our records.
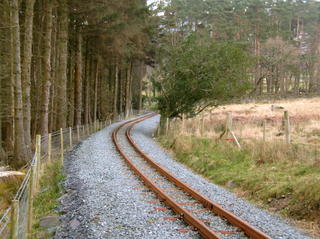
[54,115,314,239]
[55,117,199,239]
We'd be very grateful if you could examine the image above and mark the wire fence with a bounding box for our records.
[165,110,320,163]
[0,110,141,239]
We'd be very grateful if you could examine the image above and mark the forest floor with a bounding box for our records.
[159,97,320,238]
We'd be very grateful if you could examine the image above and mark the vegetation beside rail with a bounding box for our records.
[32,160,64,238]
[159,135,320,237]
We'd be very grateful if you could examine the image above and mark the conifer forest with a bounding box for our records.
[1,1,320,238]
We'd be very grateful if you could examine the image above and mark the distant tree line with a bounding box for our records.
[0,0,152,167]
[155,0,320,96]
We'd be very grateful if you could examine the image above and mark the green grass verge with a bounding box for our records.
[32,160,64,238]
[159,135,320,222]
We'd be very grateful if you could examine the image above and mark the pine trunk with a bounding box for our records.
[113,63,119,120]
[49,7,57,132]
[125,62,132,118]
[56,0,69,128]
[94,59,99,123]
[11,0,28,166]
[0,2,14,154]
[68,50,75,126]
[74,30,83,126]
[119,69,123,117]
[21,0,35,153]
[84,55,91,124]
[40,0,53,136]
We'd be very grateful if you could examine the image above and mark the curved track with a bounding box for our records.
[112,113,272,239]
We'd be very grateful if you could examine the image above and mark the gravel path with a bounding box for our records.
[54,114,314,239]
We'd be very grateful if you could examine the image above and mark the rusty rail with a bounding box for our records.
[112,113,272,239]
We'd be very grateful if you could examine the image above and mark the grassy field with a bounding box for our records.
[177,97,320,145]
[159,97,320,238]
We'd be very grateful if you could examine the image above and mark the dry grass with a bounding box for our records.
[172,97,320,149]
[0,173,24,215]
[161,97,320,237]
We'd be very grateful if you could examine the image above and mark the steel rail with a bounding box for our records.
[113,114,272,239]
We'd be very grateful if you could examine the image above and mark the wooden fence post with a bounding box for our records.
[36,135,41,185]
[263,120,266,143]
[226,113,233,138]
[165,118,169,135]
[284,111,291,144]
[200,116,205,136]
[60,128,64,163]
[220,113,241,149]
[181,114,185,133]
[48,133,52,162]
[69,127,72,148]
[10,200,19,239]
[27,164,36,238]
[77,125,80,142]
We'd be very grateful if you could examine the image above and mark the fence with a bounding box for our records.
[0,111,141,239]
[164,110,320,162]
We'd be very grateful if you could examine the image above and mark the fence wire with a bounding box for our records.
[0,116,121,239]
[169,112,320,163]
[0,207,11,239]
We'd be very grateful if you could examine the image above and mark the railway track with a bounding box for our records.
[112,113,272,239]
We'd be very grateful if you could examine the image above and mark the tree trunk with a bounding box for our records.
[119,69,123,117]
[31,2,44,140]
[67,50,74,127]
[125,62,132,118]
[84,54,91,124]
[93,58,99,123]
[113,63,119,120]
[0,2,14,154]
[49,7,57,132]
[21,0,35,153]
[132,60,146,111]
[39,0,53,136]
[74,29,83,126]
[310,25,320,93]
[56,0,68,129]
[11,0,28,167]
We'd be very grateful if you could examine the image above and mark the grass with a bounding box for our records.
[177,97,320,146]
[32,160,64,238]
[159,135,320,237]
[0,173,24,215]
